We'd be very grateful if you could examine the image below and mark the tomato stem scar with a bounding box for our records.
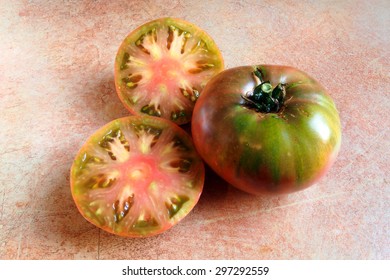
[241,67,287,113]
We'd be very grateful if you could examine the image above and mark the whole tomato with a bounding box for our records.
[191,65,341,194]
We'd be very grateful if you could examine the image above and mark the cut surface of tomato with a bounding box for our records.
[70,116,204,237]
[114,17,224,124]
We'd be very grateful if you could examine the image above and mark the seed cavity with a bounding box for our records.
[99,128,130,160]
[141,104,162,117]
[172,136,189,152]
[188,59,215,74]
[170,158,192,173]
[135,34,151,55]
[133,214,159,229]
[180,87,200,102]
[191,39,207,53]
[181,33,191,54]
[125,96,137,105]
[166,26,174,50]
[135,28,158,56]
[166,25,193,56]
[133,124,163,137]
[132,124,163,150]
[113,194,134,223]
[166,195,190,218]
[86,173,116,189]
[120,52,130,70]
[150,28,158,42]
[171,110,187,121]
[122,74,142,89]
[107,151,116,160]
[78,153,104,173]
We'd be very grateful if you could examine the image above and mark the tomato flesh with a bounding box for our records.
[191,65,341,194]
[70,116,204,237]
[115,18,224,124]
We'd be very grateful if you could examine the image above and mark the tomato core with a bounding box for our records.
[127,159,153,180]
[147,57,183,91]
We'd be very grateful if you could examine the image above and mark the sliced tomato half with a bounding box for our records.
[114,17,224,124]
[70,116,204,237]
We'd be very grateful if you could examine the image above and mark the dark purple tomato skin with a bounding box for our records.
[191,65,342,194]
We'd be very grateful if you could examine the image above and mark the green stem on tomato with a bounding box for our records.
[242,68,287,113]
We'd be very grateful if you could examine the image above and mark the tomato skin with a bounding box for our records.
[191,65,341,194]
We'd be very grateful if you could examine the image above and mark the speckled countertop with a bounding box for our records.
[0,0,389,259]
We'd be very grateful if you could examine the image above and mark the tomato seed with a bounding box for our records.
[101,178,116,188]
[141,104,161,117]
[135,33,151,55]
[169,159,192,173]
[166,195,189,218]
[171,136,189,152]
[107,151,116,161]
[188,68,203,74]
[85,173,113,189]
[171,110,186,121]
[181,33,191,54]
[113,195,134,223]
[120,52,130,70]
[122,74,142,89]
[133,218,158,229]
[167,26,174,50]
[180,87,189,97]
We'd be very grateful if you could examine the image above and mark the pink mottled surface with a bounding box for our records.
[0,0,389,259]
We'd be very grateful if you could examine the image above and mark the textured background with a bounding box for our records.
[0,0,389,259]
